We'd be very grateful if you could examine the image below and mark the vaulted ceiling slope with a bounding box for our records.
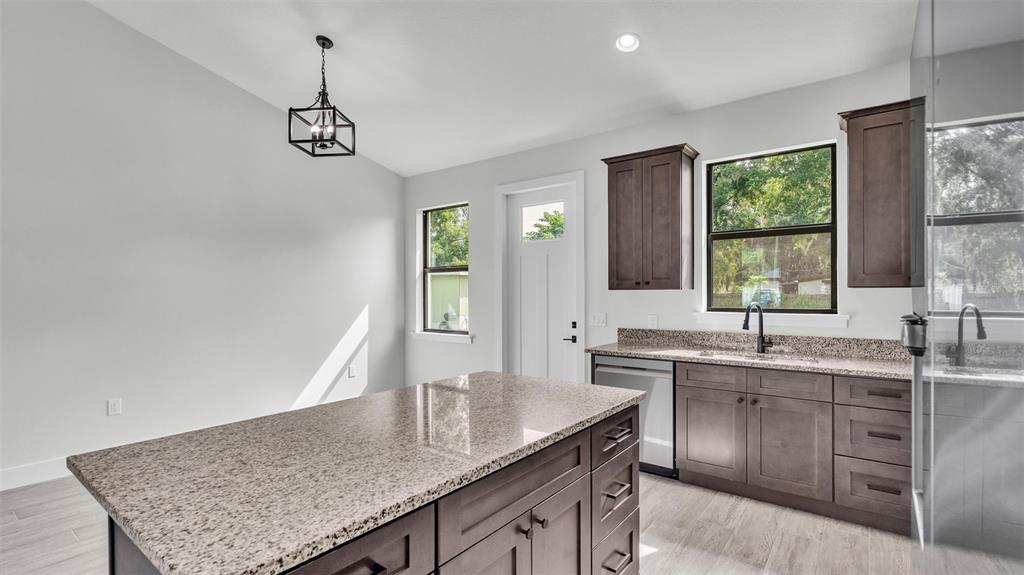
[92,1,924,176]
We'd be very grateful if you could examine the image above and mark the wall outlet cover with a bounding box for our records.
[589,312,607,327]
[107,398,122,417]
[647,315,658,329]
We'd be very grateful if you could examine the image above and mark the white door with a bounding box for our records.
[507,185,578,381]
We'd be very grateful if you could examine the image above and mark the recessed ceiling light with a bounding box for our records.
[615,33,640,53]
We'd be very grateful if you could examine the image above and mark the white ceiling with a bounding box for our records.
[92,1,926,176]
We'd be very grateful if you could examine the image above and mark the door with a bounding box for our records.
[641,151,683,290]
[747,394,833,501]
[439,510,533,575]
[507,185,578,381]
[531,475,591,575]
[607,159,643,289]
[675,386,747,482]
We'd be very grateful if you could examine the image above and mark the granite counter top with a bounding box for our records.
[67,371,645,575]
[587,342,912,381]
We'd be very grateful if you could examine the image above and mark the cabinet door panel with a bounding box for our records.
[847,105,918,287]
[532,475,591,575]
[642,151,682,290]
[675,386,746,482]
[439,511,532,575]
[607,159,644,289]
[747,395,833,500]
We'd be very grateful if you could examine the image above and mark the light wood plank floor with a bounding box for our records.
[2,473,1022,574]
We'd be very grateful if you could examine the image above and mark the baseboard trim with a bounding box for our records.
[0,457,71,491]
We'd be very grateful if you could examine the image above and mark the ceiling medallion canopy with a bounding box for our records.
[288,35,355,157]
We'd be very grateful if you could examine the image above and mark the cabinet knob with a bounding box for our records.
[737,396,744,404]
[634,281,641,286]
[644,281,650,285]
[750,398,759,406]
[517,525,533,540]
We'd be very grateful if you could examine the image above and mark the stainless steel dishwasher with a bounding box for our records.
[592,355,675,476]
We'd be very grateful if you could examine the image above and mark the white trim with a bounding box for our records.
[411,331,475,344]
[695,311,851,330]
[494,170,586,382]
[1,457,71,491]
[700,139,841,315]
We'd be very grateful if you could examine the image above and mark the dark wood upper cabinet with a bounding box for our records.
[603,144,698,290]
[840,98,925,287]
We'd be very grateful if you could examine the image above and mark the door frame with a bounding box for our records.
[494,170,585,383]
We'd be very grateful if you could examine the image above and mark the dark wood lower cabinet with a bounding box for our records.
[675,385,746,482]
[747,394,833,501]
[591,508,639,575]
[439,511,533,575]
[532,475,592,575]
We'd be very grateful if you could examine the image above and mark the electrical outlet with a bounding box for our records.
[647,315,659,329]
[107,398,122,417]
[589,312,607,327]
[347,365,357,379]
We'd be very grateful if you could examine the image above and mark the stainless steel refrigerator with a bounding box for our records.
[908,1,1024,567]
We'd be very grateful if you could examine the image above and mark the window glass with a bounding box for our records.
[427,271,470,331]
[427,205,469,268]
[710,232,832,311]
[710,146,833,232]
[934,119,1023,216]
[521,201,565,241]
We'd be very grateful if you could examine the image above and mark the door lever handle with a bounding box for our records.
[563,336,577,343]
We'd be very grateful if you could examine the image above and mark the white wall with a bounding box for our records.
[1,1,406,488]
[404,61,912,385]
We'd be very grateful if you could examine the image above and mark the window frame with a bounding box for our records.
[422,203,470,334]
[705,142,838,314]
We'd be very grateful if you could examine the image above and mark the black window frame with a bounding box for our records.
[422,203,470,334]
[927,116,1024,318]
[705,143,838,314]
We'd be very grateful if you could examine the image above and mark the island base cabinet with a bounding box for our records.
[532,475,592,575]
[591,508,639,575]
[440,511,533,575]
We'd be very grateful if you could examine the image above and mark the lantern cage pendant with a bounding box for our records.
[288,35,355,157]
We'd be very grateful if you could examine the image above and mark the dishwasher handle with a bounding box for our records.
[594,365,673,379]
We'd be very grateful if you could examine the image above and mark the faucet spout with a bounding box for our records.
[742,302,771,354]
[948,303,986,367]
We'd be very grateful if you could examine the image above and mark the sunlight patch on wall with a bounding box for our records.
[290,305,370,410]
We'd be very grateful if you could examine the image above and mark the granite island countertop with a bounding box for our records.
[588,341,912,381]
[67,371,645,575]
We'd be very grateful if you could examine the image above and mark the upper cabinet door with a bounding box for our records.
[843,99,924,287]
[603,144,697,290]
[642,151,683,290]
[606,159,644,290]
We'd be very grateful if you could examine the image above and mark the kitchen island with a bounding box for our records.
[67,371,645,575]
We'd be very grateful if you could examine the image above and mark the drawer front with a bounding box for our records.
[438,510,532,575]
[834,455,911,520]
[746,368,832,401]
[591,442,640,545]
[591,508,639,575]
[437,430,591,564]
[591,405,640,469]
[834,405,912,466]
[289,505,434,575]
[834,377,912,412]
[676,362,746,392]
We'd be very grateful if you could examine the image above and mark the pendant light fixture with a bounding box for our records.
[288,35,355,157]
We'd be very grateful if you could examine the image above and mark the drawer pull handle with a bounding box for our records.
[369,562,389,575]
[602,481,631,500]
[867,431,902,441]
[867,483,902,496]
[602,551,632,574]
[602,426,632,452]
[867,390,903,399]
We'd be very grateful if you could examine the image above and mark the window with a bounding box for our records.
[931,118,1023,315]
[521,201,565,242]
[707,144,836,313]
[423,204,469,333]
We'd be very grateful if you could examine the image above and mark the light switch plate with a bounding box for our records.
[589,312,607,327]
[647,315,659,329]
[107,398,122,417]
